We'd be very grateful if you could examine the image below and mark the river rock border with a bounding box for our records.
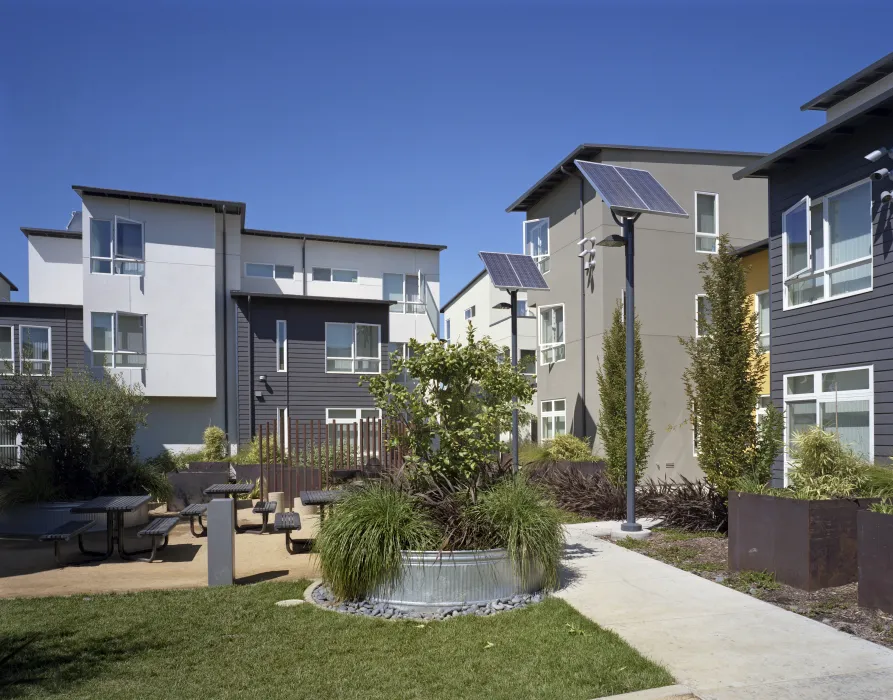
[305,580,544,620]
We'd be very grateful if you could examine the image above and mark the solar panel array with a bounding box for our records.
[574,160,688,218]
[479,252,549,291]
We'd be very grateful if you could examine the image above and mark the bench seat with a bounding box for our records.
[134,517,178,562]
[180,503,208,537]
[274,512,304,553]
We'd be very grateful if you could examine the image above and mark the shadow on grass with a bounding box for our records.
[0,629,171,698]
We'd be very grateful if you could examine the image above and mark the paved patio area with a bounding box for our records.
[0,508,319,599]
[559,523,893,700]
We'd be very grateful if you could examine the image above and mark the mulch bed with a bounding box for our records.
[610,529,893,650]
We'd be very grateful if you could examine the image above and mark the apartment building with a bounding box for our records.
[506,144,768,480]
[441,269,538,438]
[5,185,444,457]
[735,51,893,485]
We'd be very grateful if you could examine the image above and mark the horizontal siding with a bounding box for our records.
[767,113,893,483]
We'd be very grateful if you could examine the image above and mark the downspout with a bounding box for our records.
[302,237,307,296]
[221,205,230,447]
[561,166,587,440]
[248,295,255,438]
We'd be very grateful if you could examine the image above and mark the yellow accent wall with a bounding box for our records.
[742,248,770,396]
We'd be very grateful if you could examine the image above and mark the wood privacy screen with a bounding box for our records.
[257,418,405,505]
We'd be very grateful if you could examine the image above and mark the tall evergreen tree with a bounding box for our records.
[680,234,783,495]
[596,301,654,487]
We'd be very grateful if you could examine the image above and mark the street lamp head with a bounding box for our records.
[595,234,627,248]
[492,302,512,310]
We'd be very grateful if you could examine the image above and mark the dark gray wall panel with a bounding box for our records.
[0,305,84,385]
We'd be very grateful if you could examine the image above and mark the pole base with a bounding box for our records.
[611,527,652,542]
[620,521,643,532]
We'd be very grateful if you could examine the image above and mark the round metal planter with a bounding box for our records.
[368,548,544,612]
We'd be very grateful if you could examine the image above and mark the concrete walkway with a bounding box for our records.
[558,523,893,700]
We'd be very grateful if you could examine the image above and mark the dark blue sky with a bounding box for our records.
[0,0,882,303]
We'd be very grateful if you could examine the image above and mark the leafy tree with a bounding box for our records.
[362,326,534,499]
[680,234,784,495]
[595,301,654,488]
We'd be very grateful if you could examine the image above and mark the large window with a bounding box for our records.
[0,417,20,467]
[524,218,550,273]
[325,323,381,374]
[464,306,476,321]
[20,326,51,375]
[756,290,769,350]
[516,299,533,317]
[539,304,565,364]
[520,349,536,376]
[695,295,712,337]
[783,180,872,309]
[312,267,358,283]
[541,399,566,440]
[90,217,145,275]
[245,263,294,279]
[383,273,424,314]
[695,192,718,253]
[784,366,873,474]
[91,313,146,368]
[276,320,287,372]
[0,326,13,373]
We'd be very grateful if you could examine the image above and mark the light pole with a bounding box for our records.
[494,296,520,473]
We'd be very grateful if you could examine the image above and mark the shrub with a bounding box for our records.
[315,482,438,600]
[865,465,893,500]
[532,466,625,521]
[638,477,728,533]
[870,500,893,515]
[466,475,564,589]
[787,427,870,500]
[518,440,550,467]
[544,434,593,463]
[202,426,227,461]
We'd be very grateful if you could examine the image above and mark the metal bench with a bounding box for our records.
[136,517,179,562]
[39,520,97,566]
[180,503,208,537]
[252,501,278,534]
[273,512,303,554]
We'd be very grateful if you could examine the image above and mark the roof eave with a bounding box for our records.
[800,51,893,112]
[242,228,446,252]
[73,185,246,214]
[229,291,397,306]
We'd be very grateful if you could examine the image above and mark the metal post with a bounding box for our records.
[620,216,641,532]
[510,289,519,473]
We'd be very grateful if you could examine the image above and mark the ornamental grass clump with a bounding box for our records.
[544,434,594,463]
[787,426,870,500]
[315,482,437,600]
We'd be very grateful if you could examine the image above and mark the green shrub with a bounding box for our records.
[467,474,565,589]
[787,427,870,500]
[202,426,227,461]
[864,465,893,500]
[544,434,593,463]
[518,440,550,467]
[870,500,893,515]
[315,482,438,600]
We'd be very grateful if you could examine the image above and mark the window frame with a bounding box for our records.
[324,322,382,375]
[312,267,359,283]
[464,306,476,321]
[90,219,113,274]
[0,325,14,374]
[782,179,874,310]
[383,272,425,314]
[694,191,719,254]
[520,349,537,376]
[91,312,146,369]
[540,399,566,440]
[782,365,874,484]
[277,406,289,449]
[19,325,52,375]
[89,217,146,276]
[445,318,451,343]
[538,303,566,365]
[326,407,382,424]
[276,319,287,372]
[756,289,770,350]
[523,218,551,273]
[245,262,295,280]
[0,412,22,467]
[695,294,712,338]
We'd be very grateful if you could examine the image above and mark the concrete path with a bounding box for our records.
[559,523,893,700]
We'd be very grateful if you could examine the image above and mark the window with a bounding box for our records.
[383,273,424,314]
[20,326,51,375]
[756,291,769,350]
[783,181,872,309]
[325,323,381,373]
[277,406,289,449]
[326,408,381,423]
[541,399,566,440]
[276,320,287,372]
[524,218,550,273]
[91,313,146,368]
[695,192,718,253]
[245,263,294,279]
[695,295,712,337]
[445,319,451,343]
[756,395,771,427]
[520,349,536,376]
[388,342,415,382]
[313,267,358,283]
[464,306,476,321]
[539,304,565,364]
[0,326,13,373]
[516,300,533,317]
[90,217,145,275]
[783,366,872,476]
[0,417,20,467]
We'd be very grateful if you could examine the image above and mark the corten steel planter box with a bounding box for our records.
[368,549,545,613]
[858,510,893,613]
[728,491,876,591]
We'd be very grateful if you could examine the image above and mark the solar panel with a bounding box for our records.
[574,160,688,218]
[478,252,549,291]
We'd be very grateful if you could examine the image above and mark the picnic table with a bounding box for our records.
[203,483,256,533]
[300,489,345,522]
[70,495,152,561]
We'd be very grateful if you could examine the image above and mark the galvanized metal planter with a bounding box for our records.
[858,509,893,614]
[0,500,149,534]
[368,548,544,612]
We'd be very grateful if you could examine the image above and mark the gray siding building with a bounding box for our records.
[736,52,893,485]
[507,144,769,480]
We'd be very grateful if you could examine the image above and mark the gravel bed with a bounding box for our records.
[311,583,544,620]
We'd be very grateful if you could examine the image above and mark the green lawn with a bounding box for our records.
[0,581,672,700]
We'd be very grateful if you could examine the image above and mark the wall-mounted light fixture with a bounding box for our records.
[254,390,263,399]
[578,236,599,270]
[865,147,892,162]
[258,375,267,382]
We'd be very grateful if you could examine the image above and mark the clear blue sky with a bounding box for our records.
[0,0,883,304]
